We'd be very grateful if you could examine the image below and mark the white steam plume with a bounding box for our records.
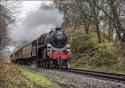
[9,7,64,44]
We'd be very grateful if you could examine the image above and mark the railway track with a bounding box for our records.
[22,65,125,88]
[22,65,125,82]
[49,68,125,82]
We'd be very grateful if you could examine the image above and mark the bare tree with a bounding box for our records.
[54,0,125,43]
[0,1,19,54]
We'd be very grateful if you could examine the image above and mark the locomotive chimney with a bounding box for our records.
[55,27,61,31]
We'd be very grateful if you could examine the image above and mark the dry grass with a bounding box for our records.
[0,56,10,63]
[0,57,35,88]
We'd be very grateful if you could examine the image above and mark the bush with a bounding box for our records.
[85,43,117,67]
[70,33,95,53]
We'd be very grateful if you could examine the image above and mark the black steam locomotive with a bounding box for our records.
[10,28,71,68]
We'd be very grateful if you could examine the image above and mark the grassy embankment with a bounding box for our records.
[0,58,35,88]
[18,67,60,88]
[0,57,60,88]
[68,29,125,74]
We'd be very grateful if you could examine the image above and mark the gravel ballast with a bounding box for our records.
[29,68,125,88]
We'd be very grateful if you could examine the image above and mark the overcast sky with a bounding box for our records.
[7,0,65,54]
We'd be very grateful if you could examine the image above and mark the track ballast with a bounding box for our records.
[48,68,125,82]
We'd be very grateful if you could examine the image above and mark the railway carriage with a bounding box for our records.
[21,44,32,65]
[22,44,32,59]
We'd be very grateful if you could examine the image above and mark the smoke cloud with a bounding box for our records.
[9,7,64,44]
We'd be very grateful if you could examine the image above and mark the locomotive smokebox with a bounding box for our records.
[50,28,67,48]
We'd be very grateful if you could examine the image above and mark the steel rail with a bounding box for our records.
[52,68,125,82]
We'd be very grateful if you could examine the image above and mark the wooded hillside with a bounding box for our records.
[54,0,125,73]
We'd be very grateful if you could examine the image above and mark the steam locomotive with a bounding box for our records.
[10,28,71,68]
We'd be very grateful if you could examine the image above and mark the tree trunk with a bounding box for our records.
[92,0,101,43]
[109,0,125,42]
[84,23,89,35]
[108,18,113,42]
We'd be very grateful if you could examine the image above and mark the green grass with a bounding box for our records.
[19,68,60,88]
[71,60,125,74]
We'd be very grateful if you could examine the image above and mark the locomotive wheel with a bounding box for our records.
[49,60,53,68]
[46,60,52,68]
[43,49,48,68]
[64,61,70,68]
[44,60,48,68]
[46,61,49,68]
[37,61,43,67]
[43,61,45,68]
[44,61,46,68]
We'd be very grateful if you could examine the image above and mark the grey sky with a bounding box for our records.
[8,1,64,53]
